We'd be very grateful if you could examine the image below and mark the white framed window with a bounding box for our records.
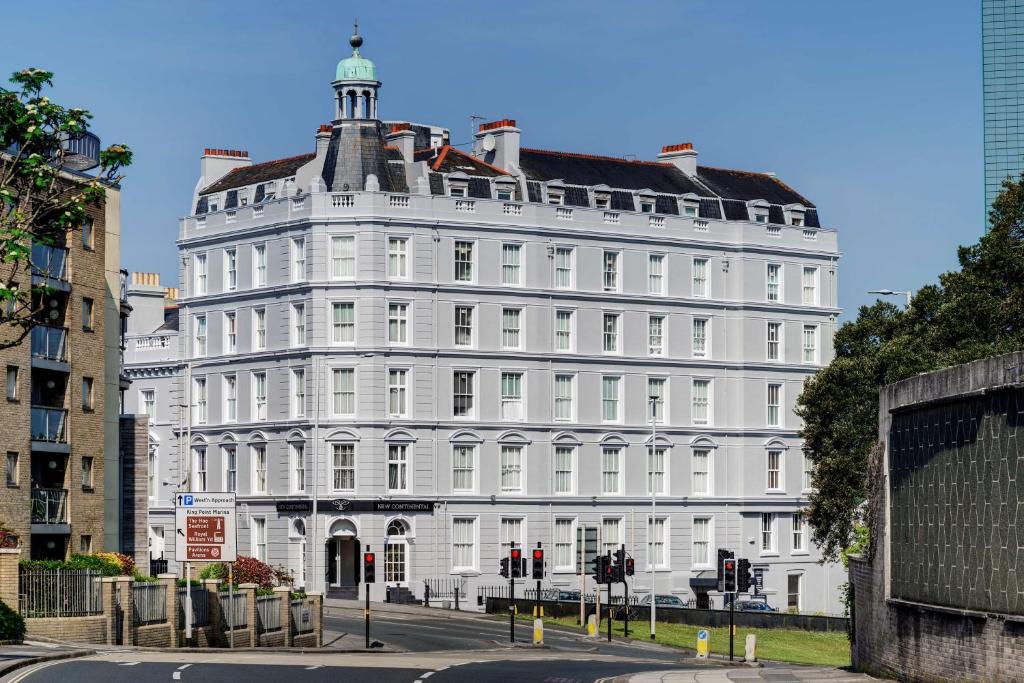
[253,244,267,288]
[223,375,237,422]
[602,312,620,353]
[553,374,574,421]
[761,513,776,553]
[452,518,477,571]
[331,302,355,344]
[388,303,408,344]
[767,383,783,428]
[331,236,355,279]
[767,449,783,491]
[648,314,665,356]
[224,311,237,353]
[788,573,802,612]
[601,376,621,422]
[141,389,155,418]
[647,446,667,495]
[223,445,237,493]
[500,371,524,421]
[292,303,306,347]
[388,237,408,279]
[452,445,476,492]
[602,517,622,556]
[454,305,474,347]
[192,447,207,492]
[767,263,782,302]
[692,378,711,425]
[253,308,266,350]
[792,514,806,552]
[501,308,521,349]
[648,517,668,569]
[648,377,666,424]
[767,321,782,361]
[387,444,408,493]
[500,445,523,493]
[692,516,711,567]
[802,451,814,491]
[453,370,475,418]
[291,368,305,418]
[291,442,305,493]
[454,240,474,282]
[291,237,306,282]
[692,317,709,358]
[252,372,267,421]
[802,325,818,364]
[502,243,521,285]
[252,517,267,562]
[648,254,665,294]
[603,250,619,292]
[692,448,711,495]
[224,248,237,291]
[252,444,268,494]
[500,517,524,556]
[553,446,575,494]
[388,369,408,418]
[554,309,574,351]
[193,314,207,357]
[332,368,355,416]
[601,447,621,494]
[802,266,819,305]
[331,443,355,491]
[554,247,574,289]
[194,253,207,295]
[192,377,207,424]
[692,257,708,298]
[554,518,575,571]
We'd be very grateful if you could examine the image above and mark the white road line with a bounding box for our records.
[118,662,140,666]
[177,664,192,670]
[172,673,181,681]
[421,673,434,679]
[304,665,323,670]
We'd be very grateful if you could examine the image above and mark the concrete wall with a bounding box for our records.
[850,351,1024,682]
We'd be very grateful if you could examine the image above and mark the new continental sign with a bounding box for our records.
[275,499,436,514]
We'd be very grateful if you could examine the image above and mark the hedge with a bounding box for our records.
[0,600,25,642]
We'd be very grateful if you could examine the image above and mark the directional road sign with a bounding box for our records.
[175,492,237,562]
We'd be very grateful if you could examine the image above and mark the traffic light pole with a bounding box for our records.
[607,551,613,643]
[365,545,371,650]
[509,571,515,644]
[729,591,735,661]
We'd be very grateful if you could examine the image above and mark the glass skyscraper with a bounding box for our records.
[983,1,1024,220]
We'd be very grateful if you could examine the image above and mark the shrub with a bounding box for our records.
[20,553,122,576]
[0,600,25,642]
[197,556,276,589]
[96,552,135,576]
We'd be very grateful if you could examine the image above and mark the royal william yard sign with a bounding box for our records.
[175,492,237,562]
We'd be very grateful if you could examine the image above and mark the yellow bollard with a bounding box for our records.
[533,618,544,645]
[586,614,598,638]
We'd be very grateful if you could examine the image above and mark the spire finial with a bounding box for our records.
[350,19,363,52]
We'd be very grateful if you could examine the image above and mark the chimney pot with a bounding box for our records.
[479,118,517,132]
[657,141,698,176]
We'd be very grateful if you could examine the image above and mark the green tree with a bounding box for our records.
[0,68,131,347]
[797,175,1024,561]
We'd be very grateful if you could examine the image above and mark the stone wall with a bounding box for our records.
[25,616,108,643]
[851,351,1024,682]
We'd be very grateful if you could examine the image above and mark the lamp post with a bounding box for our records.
[868,288,912,308]
[649,395,657,641]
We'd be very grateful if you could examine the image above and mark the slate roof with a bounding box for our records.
[199,153,315,195]
[322,122,406,193]
[414,146,509,177]
[520,148,707,195]
[157,306,179,333]
[695,166,814,207]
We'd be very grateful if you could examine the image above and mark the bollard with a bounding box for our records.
[424,584,430,608]
[533,618,544,646]
[586,614,598,638]
[745,633,757,662]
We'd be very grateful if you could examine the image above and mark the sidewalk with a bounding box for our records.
[324,597,481,618]
[614,668,890,683]
[0,642,94,678]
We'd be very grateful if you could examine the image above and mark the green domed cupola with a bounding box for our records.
[335,28,377,81]
[332,21,381,120]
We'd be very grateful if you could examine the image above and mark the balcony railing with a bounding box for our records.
[31,406,67,443]
[30,245,68,281]
[31,325,68,362]
[31,488,68,524]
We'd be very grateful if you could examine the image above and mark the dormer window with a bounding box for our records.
[593,185,611,209]
[755,213,767,223]
[263,182,276,202]
[637,189,656,214]
[449,186,466,198]
[497,188,512,201]
[447,171,469,198]
[208,195,220,213]
[791,216,803,227]
[239,189,249,207]
[784,204,807,227]
[494,178,516,202]
[681,193,700,217]
[747,199,770,224]
[545,180,565,205]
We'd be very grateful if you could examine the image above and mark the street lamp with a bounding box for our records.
[868,288,912,308]
[649,395,658,641]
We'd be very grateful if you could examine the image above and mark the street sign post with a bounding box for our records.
[175,493,237,644]
[696,629,710,659]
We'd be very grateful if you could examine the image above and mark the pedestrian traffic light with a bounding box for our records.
[722,557,737,593]
[592,555,606,584]
[363,551,376,584]
[532,548,544,580]
[625,557,635,577]
[510,547,524,578]
[737,558,752,593]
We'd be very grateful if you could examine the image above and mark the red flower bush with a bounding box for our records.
[199,556,275,589]
[96,551,135,576]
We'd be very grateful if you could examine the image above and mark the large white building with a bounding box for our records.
[124,30,844,613]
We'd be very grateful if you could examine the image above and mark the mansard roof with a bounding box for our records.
[199,153,315,195]
[414,145,510,177]
[519,148,706,195]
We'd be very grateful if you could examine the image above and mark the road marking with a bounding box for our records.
[119,661,140,666]
[6,660,66,683]
[421,673,434,679]
[177,664,192,670]
[305,665,323,670]
[172,673,181,681]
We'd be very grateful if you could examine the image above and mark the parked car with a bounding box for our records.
[737,599,777,612]
[557,590,581,602]
[616,593,687,619]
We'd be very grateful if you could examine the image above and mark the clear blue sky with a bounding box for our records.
[2,0,981,318]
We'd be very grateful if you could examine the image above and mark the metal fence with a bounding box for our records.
[150,559,169,576]
[177,587,209,627]
[255,595,281,633]
[19,569,103,617]
[132,583,167,625]
[220,591,247,629]
[290,599,314,634]
[423,577,466,600]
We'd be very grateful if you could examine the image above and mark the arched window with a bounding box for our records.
[387,520,407,537]
[385,519,409,584]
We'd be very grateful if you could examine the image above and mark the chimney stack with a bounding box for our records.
[385,122,416,163]
[473,119,520,172]
[658,142,698,176]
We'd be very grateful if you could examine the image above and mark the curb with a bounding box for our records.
[0,649,95,679]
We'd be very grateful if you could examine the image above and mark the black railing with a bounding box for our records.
[150,559,169,576]
[30,245,68,281]
[30,488,68,524]
[30,406,67,443]
[31,325,68,362]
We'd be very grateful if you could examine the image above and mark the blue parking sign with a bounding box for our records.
[184,495,194,506]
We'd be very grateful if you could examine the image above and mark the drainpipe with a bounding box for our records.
[311,354,322,594]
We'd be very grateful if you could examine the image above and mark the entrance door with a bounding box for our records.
[325,537,359,587]
[384,520,408,587]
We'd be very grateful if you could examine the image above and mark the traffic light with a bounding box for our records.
[737,558,752,593]
[716,548,733,589]
[625,557,635,577]
[592,554,606,584]
[532,548,544,580]
[722,556,737,593]
[614,546,626,566]
[363,551,376,584]
[604,558,616,584]
[500,557,509,578]
[510,547,523,578]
